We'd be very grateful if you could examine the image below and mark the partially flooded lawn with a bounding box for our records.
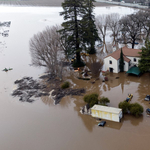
[0,5,150,150]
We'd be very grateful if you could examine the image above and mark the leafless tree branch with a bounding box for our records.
[30,25,65,80]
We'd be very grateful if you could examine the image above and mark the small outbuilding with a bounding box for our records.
[91,105,123,122]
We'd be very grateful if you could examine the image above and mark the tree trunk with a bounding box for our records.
[74,6,80,62]
[132,40,135,49]
[76,51,81,62]
[103,35,105,45]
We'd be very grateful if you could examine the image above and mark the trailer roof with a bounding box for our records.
[91,105,122,114]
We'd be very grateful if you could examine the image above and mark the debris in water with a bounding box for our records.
[2,68,13,72]
[12,77,48,103]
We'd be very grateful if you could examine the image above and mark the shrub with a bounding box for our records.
[119,101,143,117]
[83,93,99,108]
[61,81,70,89]
[90,60,103,77]
[99,97,110,106]
[129,103,143,117]
[118,101,130,114]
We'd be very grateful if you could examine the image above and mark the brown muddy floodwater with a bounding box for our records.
[0,5,150,150]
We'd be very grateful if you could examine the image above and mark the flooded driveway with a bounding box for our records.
[0,5,150,150]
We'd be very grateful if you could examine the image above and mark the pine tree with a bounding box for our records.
[81,0,99,54]
[59,0,86,67]
[138,40,150,72]
[119,48,124,72]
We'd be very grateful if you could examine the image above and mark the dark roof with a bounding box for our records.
[126,66,141,76]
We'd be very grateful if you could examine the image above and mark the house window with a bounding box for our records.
[109,60,112,64]
[134,58,136,62]
[129,61,131,66]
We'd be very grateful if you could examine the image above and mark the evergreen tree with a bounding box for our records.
[81,0,99,54]
[119,48,124,72]
[59,0,86,67]
[138,40,150,72]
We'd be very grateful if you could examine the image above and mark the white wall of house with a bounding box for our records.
[127,56,140,67]
[104,56,119,73]
[104,54,141,74]
[104,57,130,73]
[124,61,129,71]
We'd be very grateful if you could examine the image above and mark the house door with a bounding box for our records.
[109,67,113,72]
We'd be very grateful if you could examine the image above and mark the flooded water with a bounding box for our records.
[0,5,150,150]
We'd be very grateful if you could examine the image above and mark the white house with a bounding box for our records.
[104,47,142,73]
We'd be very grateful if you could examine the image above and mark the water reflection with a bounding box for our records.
[41,95,72,108]
[123,114,143,126]
[137,73,150,105]
[103,72,126,93]
[73,97,95,132]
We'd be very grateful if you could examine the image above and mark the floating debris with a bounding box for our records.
[12,75,85,104]
[2,68,13,72]
[12,77,48,103]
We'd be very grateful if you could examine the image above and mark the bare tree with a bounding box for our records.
[90,60,103,77]
[30,25,65,80]
[96,15,109,46]
[136,10,150,40]
[107,13,120,48]
[118,13,142,49]
[85,55,103,77]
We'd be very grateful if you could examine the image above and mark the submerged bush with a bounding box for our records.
[118,101,130,114]
[83,93,99,108]
[129,103,143,117]
[99,97,110,106]
[61,81,70,89]
[119,101,143,117]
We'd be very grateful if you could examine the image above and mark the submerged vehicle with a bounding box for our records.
[126,94,133,102]
[146,108,150,115]
[144,95,150,101]
[98,121,106,127]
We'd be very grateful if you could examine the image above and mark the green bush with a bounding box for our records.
[99,97,110,106]
[83,93,99,108]
[119,101,143,117]
[118,101,130,114]
[61,81,70,89]
[129,103,143,117]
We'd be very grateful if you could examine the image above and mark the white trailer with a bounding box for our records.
[91,105,123,122]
